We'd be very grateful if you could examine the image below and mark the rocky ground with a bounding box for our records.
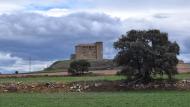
[1,80,190,93]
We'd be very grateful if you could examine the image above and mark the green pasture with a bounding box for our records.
[0,73,190,84]
[0,91,190,107]
[0,75,125,84]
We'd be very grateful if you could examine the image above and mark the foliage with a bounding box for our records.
[114,30,180,83]
[68,60,91,75]
[15,71,19,74]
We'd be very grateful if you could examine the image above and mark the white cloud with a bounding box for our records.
[178,54,190,63]
[0,52,54,74]
[0,3,24,14]
[0,0,67,14]
[32,8,72,17]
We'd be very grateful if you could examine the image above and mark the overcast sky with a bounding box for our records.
[0,0,189,74]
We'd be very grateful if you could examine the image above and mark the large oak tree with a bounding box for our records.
[114,30,180,83]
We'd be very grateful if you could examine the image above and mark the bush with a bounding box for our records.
[15,71,19,74]
[68,60,91,75]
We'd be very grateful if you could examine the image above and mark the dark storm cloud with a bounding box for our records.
[0,12,123,60]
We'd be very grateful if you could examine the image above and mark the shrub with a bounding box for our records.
[15,71,19,74]
[68,60,91,75]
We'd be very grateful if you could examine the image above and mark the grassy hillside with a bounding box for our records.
[43,59,116,72]
[39,59,190,73]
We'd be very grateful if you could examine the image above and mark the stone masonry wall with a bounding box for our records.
[74,42,103,60]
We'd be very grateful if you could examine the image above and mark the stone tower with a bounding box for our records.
[95,42,103,60]
[71,42,103,60]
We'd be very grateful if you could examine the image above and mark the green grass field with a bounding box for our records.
[0,75,125,84]
[175,73,190,79]
[1,74,190,107]
[0,91,190,107]
[0,73,190,84]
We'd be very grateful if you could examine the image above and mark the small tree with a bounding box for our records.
[15,71,19,74]
[68,60,91,75]
[114,30,180,83]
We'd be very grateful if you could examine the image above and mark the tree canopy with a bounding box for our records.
[68,60,91,75]
[114,30,180,83]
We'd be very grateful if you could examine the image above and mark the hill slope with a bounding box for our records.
[41,59,190,73]
[43,59,116,72]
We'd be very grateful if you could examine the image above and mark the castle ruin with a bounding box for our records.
[71,42,103,60]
